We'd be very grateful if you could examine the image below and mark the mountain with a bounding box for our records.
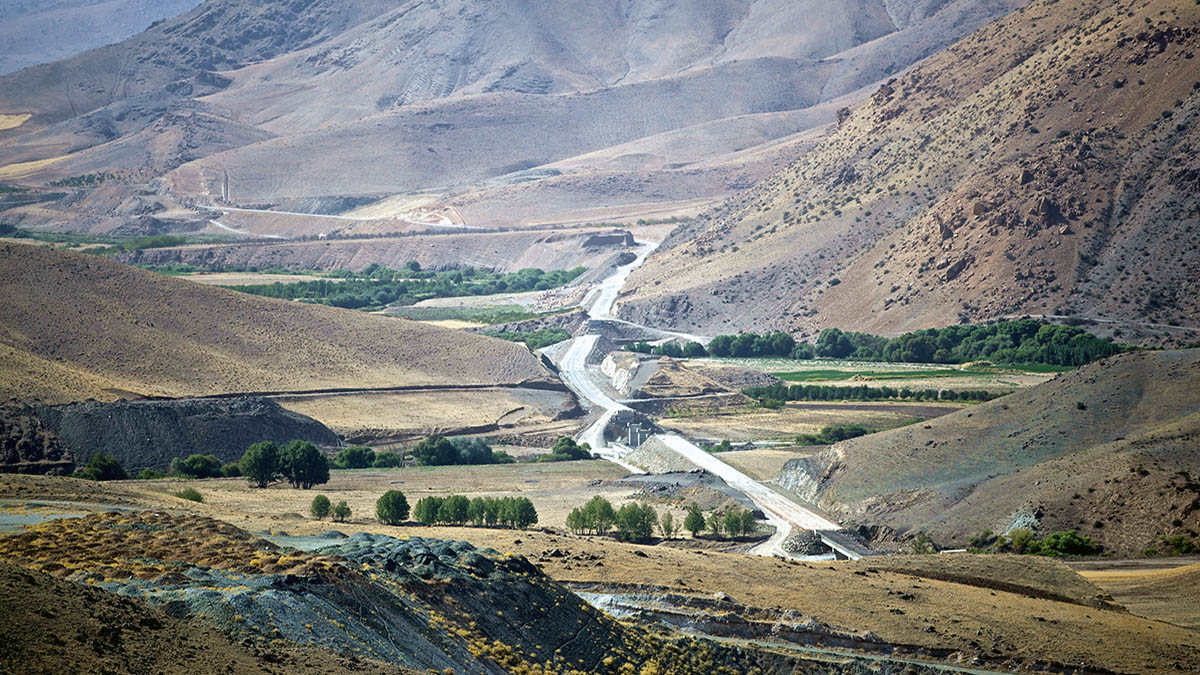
[0,0,201,76]
[0,0,1027,233]
[618,0,1200,347]
[776,349,1200,556]
[0,243,552,404]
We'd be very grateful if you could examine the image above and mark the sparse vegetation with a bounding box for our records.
[482,327,571,350]
[389,305,576,326]
[744,382,1000,404]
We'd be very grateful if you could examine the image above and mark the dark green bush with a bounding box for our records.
[72,454,127,481]
[376,490,410,525]
[174,487,203,502]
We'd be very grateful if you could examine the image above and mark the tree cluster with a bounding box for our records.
[968,528,1100,557]
[233,265,587,311]
[537,437,593,463]
[238,440,331,489]
[413,495,538,529]
[743,383,1000,405]
[412,435,514,466]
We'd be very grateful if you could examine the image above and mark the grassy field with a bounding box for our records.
[715,447,820,480]
[1075,560,1200,630]
[660,401,953,442]
[698,358,1059,392]
[181,272,342,286]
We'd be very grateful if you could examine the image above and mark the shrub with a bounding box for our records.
[240,441,279,488]
[1036,530,1100,557]
[72,454,127,481]
[278,440,330,489]
[169,454,224,479]
[221,462,242,478]
[796,424,872,446]
[1160,534,1199,555]
[412,435,512,466]
[334,446,376,469]
[332,501,351,522]
[311,494,331,520]
[137,469,167,480]
[174,487,203,502]
[372,450,404,468]
[376,490,410,524]
[1008,529,1040,554]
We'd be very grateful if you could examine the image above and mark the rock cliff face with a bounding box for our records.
[620,0,1200,347]
[34,397,339,472]
[0,405,73,475]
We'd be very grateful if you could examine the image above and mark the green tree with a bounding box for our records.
[376,490,410,525]
[240,441,279,488]
[279,440,330,489]
[659,511,677,539]
[615,503,657,543]
[512,497,538,529]
[583,496,616,535]
[412,435,458,466]
[438,495,471,525]
[414,496,444,525]
[332,501,351,522]
[372,450,405,468]
[170,454,224,479]
[566,507,586,534]
[72,454,128,481]
[311,494,331,520]
[334,446,376,469]
[1008,528,1040,555]
[468,498,486,526]
[707,511,724,538]
[683,504,705,537]
[221,462,242,478]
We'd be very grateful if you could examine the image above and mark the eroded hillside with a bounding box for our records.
[777,349,1200,555]
[621,0,1200,346]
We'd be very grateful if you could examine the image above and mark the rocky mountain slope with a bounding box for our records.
[0,0,201,76]
[776,349,1200,555]
[620,0,1200,346]
[0,0,1026,231]
[0,243,553,404]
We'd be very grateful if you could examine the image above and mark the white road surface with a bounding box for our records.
[555,236,848,556]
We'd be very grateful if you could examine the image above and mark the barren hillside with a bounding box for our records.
[620,0,1200,345]
[777,349,1200,555]
[0,0,1026,231]
[0,0,200,76]
[0,243,552,404]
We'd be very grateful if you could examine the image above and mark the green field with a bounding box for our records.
[387,305,576,326]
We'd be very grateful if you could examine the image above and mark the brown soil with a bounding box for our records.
[0,243,552,404]
[1079,561,1200,630]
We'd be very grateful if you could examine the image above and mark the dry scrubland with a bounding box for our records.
[276,388,581,442]
[0,244,551,404]
[781,349,1200,555]
[2,475,1199,674]
[621,0,1200,344]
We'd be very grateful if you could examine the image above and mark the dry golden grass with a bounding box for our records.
[0,155,65,179]
[3,473,1199,673]
[0,113,32,132]
[0,243,550,403]
[661,401,954,441]
[1079,561,1200,630]
[276,388,577,438]
[715,447,818,480]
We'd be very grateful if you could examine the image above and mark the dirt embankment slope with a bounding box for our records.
[778,349,1200,554]
[0,243,553,404]
[621,0,1200,346]
[0,561,414,675]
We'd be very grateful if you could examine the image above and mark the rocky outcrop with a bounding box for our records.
[0,405,73,475]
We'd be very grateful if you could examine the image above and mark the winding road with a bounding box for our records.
[555,238,854,558]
